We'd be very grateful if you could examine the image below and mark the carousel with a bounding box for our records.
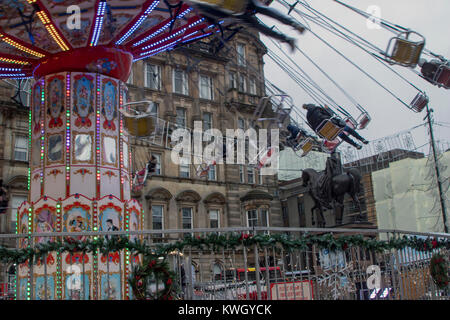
[0,0,249,300]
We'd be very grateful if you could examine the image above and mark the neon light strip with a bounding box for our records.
[96,75,101,198]
[90,1,107,46]
[135,41,178,61]
[132,8,193,47]
[0,73,26,77]
[139,18,205,51]
[66,74,71,197]
[36,10,70,51]
[0,67,22,72]
[0,57,30,65]
[40,78,45,197]
[115,0,160,45]
[0,33,46,58]
[119,85,124,200]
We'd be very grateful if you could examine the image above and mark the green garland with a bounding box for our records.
[430,253,449,290]
[0,233,449,265]
[128,254,177,300]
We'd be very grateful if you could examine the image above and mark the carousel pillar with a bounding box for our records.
[16,47,143,300]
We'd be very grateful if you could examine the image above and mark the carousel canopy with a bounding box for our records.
[0,0,225,81]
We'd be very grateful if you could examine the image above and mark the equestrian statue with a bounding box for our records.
[301,153,364,227]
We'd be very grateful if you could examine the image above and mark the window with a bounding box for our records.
[247,167,254,184]
[237,44,246,66]
[151,205,164,237]
[14,135,28,161]
[208,165,216,181]
[246,209,269,230]
[173,69,188,95]
[229,72,237,89]
[153,154,161,175]
[127,68,133,85]
[238,118,245,130]
[182,207,193,229]
[213,263,223,281]
[203,112,212,131]
[238,74,246,92]
[176,107,186,127]
[11,195,27,232]
[209,209,220,228]
[145,64,161,90]
[180,157,190,178]
[259,170,263,185]
[17,80,31,107]
[199,75,213,100]
[239,165,244,183]
[247,209,258,228]
[249,77,257,95]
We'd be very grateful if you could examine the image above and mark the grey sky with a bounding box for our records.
[259,0,450,155]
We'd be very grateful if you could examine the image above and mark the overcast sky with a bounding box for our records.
[258,0,450,155]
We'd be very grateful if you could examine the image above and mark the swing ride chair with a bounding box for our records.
[253,94,292,125]
[385,31,425,68]
[188,0,248,15]
[121,101,158,138]
[432,63,450,89]
[409,92,429,113]
[293,136,314,156]
[315,116,344,142]
[356,113,371,130]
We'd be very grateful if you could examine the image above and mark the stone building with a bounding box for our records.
[124,31,283,280]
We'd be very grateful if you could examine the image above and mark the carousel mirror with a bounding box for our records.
[48,135,63,162]
[123,143,129,169]
[104,137,116,164]
[75,134,92,161]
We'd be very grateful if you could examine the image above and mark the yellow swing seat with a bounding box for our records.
[121,110,156,137]
[385,31,425,67]
[316,118,343,141]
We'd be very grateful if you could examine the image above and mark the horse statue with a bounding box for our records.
[301,156,364,227]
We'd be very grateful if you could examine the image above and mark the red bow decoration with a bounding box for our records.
[103,120,116,131]
[75,117,92,128]
[49,117,63,128]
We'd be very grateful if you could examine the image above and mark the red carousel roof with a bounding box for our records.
[0,0,221,80]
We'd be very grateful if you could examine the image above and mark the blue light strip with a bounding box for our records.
[132,7,193,47]
[0,73,26,77]
[115,0,160,45]
[90,1,107,46]
[139,18,205,51]
[0,67,22,72]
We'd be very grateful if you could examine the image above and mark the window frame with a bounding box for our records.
[145,63,162,90]
[173,69,189,95]
[14,134,28,162]
[181,207,193,230]
[237,43,246,67]
[199,74,213,100]
[151,204,164,237]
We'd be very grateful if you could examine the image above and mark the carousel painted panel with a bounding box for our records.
[127,199,143,242]
[44,166,66,200]
[17,202,30,249]
[45,73,66,134]
[30,170,42,203]
[97,196,123,238]
[62,195,93,241]
[32,198,58,245]
[70,166,96,199]
[100,76,119,137]
[31,82,43,170]
[33,274,56,300]
[100,167,121,199]
[122,171,131,201]
[61,252,92,300]
[99,271,122,300]
[71,73,96,133]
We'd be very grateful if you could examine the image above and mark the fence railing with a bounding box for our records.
[0,227,448,300]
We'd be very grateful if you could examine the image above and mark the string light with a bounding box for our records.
[0,57,30,65]
[96,75,101,197]
[90,1,107,46]
[40,79,44,197]
[0,33,45,58]
[66,74,71,196]
[115,0,160,45]
[132,8,193,47]
[56,202,62,300]
[36,10,70,51]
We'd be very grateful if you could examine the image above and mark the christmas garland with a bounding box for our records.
[430,253,449,290]
[128,255,177,300]
[0,233,449,265]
